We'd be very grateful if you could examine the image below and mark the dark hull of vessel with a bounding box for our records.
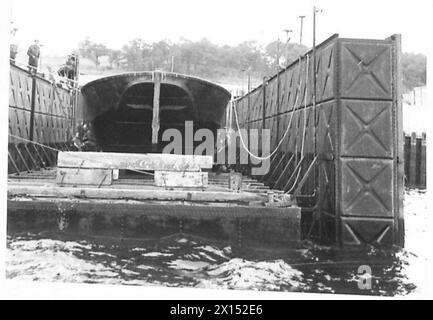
[80,71,231,153]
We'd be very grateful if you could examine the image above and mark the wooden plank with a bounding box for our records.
[57,168,112,186]
[154,171,208,188]
[8,184,268,203]
[57,152,213,171]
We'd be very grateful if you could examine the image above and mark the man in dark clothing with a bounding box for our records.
[27,40,40,73]
[72,122,97,151]
[10,28,18,64]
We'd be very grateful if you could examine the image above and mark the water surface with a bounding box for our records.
[6,189,428,296]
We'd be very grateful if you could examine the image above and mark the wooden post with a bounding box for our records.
[409,132,417,187]
[152,71,161,150]
[420,132,426,188]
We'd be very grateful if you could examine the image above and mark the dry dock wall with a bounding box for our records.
[234,34,404,247]
[8,64,80,173]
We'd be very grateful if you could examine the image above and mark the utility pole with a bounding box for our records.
[312,6,322,205]
[299,15,306,45]
[312,7,322,107]
[283,29,293,67]
[283,29,293,43]
[276,37,280,70]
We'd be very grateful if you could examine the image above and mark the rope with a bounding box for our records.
[8,133,155,177]
[232,57,304,161]
[9,134,61,152]
[232,54,313,195]
[286,55,310,194]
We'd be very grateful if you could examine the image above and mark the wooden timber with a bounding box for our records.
[8,168,293,205]
[57,152,213,171]
[154,171,208,188]
[56,168,113,186]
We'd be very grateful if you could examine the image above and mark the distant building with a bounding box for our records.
[402,86,428,134]
[403,86,426,107]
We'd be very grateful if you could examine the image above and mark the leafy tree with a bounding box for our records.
[402,53,426,92]
[108,49,123,69]
[121,38,151,70]
[76,36,426,91]
[78,37,109,67]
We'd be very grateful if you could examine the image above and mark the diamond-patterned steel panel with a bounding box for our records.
[316,43,335,103]
[341,158,393,217]
[317,102,336,155]
[341,100,393,158]
[341,217,394,246]
[9,65,75,145]
[9,67,33,110]
[340,42,392,100]
[191,35,402,247]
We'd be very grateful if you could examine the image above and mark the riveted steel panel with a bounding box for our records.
[340,100,393,158]
[317,102,337,155]
[209,35,402,246]
[316,42,336,103]
[265,79,278,118]
[9,66,33,110]
[341,217,394,246]
[340,41,392,100]
[341,158,393,217]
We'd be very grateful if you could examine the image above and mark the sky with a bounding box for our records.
[6,0,431,56]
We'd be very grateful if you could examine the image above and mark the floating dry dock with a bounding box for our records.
[8,34,405,248]
[8,152,301,248]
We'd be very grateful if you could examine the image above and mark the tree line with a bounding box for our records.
[78,37,308,82]
[78,37,426,91]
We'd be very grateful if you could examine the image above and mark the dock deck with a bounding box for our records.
[7,168,301,248]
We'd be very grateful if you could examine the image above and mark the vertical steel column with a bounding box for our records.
[262,77,267,131]
[29,74,37,141]
[276,70,280,149]
[152,71,161,151]
[393,34,404,247]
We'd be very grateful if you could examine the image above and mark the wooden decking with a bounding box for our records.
[8,168,285,200]
[7,168,301,248]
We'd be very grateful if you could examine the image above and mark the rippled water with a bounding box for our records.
[6,189,428,296]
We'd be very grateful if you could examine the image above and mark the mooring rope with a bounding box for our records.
[285,54,310,194]
[232,56,304,161]
[8,133,155,176]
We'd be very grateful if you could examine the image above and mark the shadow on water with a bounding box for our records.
[6,189,426,296]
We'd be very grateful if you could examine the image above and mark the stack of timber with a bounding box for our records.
[55,152,213,188]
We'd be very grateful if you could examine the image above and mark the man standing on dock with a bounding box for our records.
[27,40,40,73]
[10,27,18,64]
